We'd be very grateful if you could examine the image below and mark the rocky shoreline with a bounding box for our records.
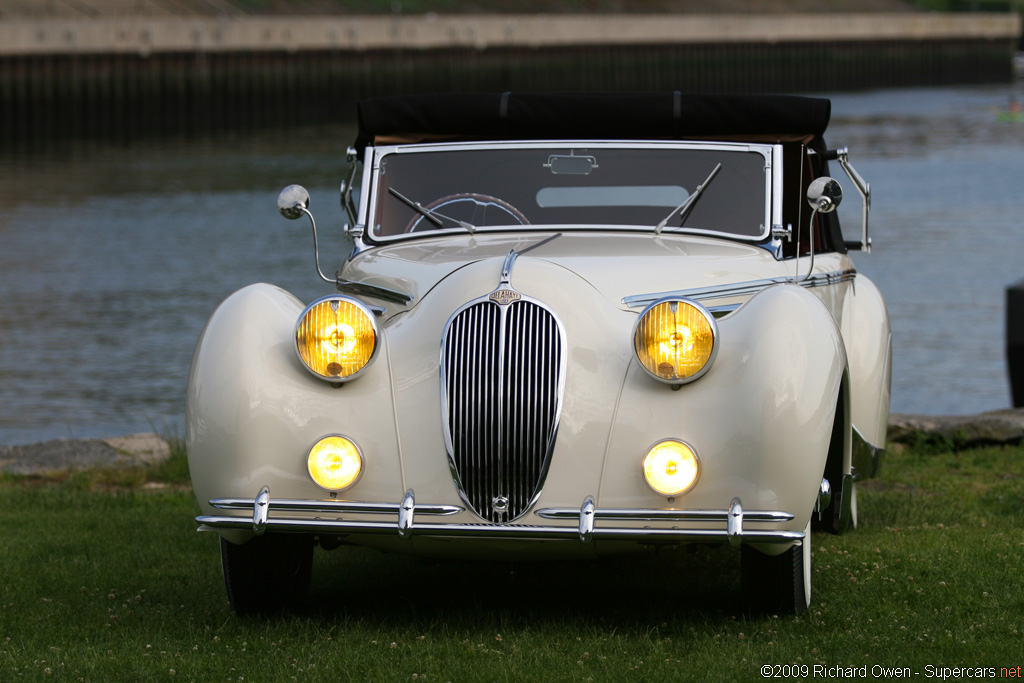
[0,434,172,476]
[886,408,1024,447]
[1,408,1022,475]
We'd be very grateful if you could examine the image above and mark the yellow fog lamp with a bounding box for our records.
[307,435,363,491]
[642,440,700,497]
[295,296,378,382]
[633,298,717,385]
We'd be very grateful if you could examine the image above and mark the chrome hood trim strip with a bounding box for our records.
[622,267,857,309]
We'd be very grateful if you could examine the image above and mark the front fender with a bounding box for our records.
[601,284,848,533]
[186,283,405,534]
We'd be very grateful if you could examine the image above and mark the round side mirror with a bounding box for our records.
[278,184,311,220]
[806,177,843,214]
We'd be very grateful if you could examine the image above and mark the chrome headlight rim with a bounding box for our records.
[294,294,380,383]
[305,433,364,492]
[631,296,719,385]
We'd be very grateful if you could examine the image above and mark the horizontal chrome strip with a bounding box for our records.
[209,497,463,517]
[198,490,801,546]
[622,268,857,309]
[534,506,792,523]
[197,515,803,544]
[336,278,413,306]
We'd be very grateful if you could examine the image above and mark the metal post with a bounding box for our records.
[1008,279,1024,408]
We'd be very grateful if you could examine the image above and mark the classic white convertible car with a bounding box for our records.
[187,92,890,614]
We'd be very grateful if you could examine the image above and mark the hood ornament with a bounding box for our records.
[489,250,522,305]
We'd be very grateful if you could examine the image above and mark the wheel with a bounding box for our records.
[741,521,811,615]
[220,533,314,614]
[405,193,530,232]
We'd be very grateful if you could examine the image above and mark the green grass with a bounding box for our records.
[1,440,1022,681]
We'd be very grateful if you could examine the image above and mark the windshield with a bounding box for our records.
[369,143,771,240]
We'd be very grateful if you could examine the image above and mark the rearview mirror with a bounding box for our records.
[278,184,311,220]
[545,154,598,175]
[806,177,842,214]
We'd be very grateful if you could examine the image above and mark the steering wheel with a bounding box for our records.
[405,193,530,233]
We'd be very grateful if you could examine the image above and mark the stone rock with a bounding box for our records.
[887,408,1024,446]
[0,433,171,475]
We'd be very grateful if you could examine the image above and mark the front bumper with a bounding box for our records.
[197,488,804,546]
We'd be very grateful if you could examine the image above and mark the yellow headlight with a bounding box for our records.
[642,440,699,496]
[296,296,377,381]
[307,435,363,491]
[633,298,717,384]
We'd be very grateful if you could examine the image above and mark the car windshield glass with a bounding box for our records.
[371,145,769,239]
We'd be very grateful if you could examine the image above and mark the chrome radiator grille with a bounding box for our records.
[442,297,565,523]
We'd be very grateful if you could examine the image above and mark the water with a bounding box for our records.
[0,127,358,445]
[827,86,1024,419]
[1,85,1023,446]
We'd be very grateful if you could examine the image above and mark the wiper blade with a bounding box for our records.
[655,162,722,235]
[388,188,476,233]
[388,187,444,229]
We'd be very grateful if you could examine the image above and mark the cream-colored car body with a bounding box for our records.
[189,94,891,614]
[188,228,889,556]
[188,94,892,618]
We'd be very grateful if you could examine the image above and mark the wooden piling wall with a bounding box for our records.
[0,13,1019,140]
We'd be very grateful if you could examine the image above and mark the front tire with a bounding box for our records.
[220,533,314,614]
[741,521,811,614]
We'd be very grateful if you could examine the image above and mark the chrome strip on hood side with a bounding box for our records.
[622,267,856,308]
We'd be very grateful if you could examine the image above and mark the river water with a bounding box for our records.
[1,84,1022,446]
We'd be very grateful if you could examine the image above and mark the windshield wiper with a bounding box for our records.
[655,162,722,235]
[388,188,476,233]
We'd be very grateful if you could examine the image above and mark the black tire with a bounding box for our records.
[741,522,811,615]
[220,533,314,614]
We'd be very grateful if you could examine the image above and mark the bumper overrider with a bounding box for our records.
[196,487,804,546]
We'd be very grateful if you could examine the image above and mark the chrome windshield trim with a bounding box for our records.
[622,267,857,309]
[366,140,774,244]
[373,139,770,156]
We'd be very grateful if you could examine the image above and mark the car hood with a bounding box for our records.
[341,231,784,311]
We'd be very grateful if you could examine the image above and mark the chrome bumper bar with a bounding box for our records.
[197,488,802,546]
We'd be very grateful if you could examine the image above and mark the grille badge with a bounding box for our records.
[489,289,521,305]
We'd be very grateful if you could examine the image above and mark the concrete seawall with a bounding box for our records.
[0,13,1019,56]
[2,12,1020,141]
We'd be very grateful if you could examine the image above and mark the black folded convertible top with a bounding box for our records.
[355,92,831,150]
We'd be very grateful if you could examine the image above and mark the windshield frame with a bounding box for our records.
[363,140,775,244]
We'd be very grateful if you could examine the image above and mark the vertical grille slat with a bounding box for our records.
[442,297,564,523]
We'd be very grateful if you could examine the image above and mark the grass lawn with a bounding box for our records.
[1,439,1022,681]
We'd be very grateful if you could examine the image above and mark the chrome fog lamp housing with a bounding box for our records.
[632,298,718,384]
[642,439,700,497]
[295,295,379,381]
[307,435,363,491]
